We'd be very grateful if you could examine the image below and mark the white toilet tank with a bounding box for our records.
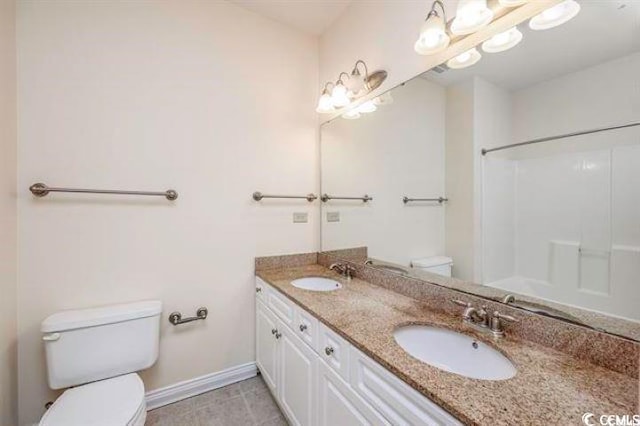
[41,300,162,389]
[410,256,453,277]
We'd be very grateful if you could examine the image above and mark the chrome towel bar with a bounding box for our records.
[252,191,317,202]
[169,307,208,325]
[321,193,372,203]
[403,196,448,204]
[29,182,178,201]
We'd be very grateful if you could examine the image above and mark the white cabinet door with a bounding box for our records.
[256,300,279,394]
[279,321,317,426]
[318,359,390,426]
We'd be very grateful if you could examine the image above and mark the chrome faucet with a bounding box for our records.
[329,263,356,280]
[452,299,519,337]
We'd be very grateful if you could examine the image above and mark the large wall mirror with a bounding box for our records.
[320,1,639,341]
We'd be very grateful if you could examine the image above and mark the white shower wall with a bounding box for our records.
[482,53,640,321]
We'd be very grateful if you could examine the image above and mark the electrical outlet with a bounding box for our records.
[326,211,340,222]
[293,212,308,223]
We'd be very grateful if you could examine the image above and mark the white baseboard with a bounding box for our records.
[145,362,258,410]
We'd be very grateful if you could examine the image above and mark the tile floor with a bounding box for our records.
[145,375,287,426]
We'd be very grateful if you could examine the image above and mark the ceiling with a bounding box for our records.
[228,0,353,35]
[422,1,640,90]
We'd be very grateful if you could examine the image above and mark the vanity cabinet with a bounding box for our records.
[255,277,462,426]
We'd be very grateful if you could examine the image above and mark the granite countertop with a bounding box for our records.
[257,264,639,426]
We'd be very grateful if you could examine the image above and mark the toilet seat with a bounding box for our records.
[39,373,146,426]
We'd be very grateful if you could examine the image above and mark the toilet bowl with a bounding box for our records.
[39,301,162,426]
[39,374,146,426]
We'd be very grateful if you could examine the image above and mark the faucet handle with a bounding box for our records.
[489,310,520,336]
[492,311,519,323]
[451,299,471,308]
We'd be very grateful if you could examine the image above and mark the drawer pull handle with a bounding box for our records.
[256,287,262,293]
[275,332,282,339]
[299,324,308,332]
[325,346,334,356]
[272,328,278,335]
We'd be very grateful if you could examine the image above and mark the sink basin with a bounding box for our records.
[393,325,516,380]
[291,277,342,292]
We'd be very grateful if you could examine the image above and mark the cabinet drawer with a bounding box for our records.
[266,285,295,329]
[294,306,318,351]
[255,276,268,302]
[349,349,462,426]
[317,322,350,382]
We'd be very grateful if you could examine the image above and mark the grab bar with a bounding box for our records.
[321,194,372,203]
[169,307,208,325]
[252,191,317,202]
[403,196,448,204]
[29,182,178,201]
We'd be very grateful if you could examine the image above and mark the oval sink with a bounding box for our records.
[291,277,342,292]
[394,325,516,380]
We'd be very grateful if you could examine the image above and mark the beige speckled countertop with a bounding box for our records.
[257,264,639,426]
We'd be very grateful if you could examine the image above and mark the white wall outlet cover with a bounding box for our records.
[326,212,340,222]
[293,212,308,223]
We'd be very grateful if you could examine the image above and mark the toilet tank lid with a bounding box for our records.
[41,300,162,333]
[411,256,453,268]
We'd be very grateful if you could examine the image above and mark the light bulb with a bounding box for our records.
[316,92,335,114]
[446,47,482,69]
[414,14,450,55]
[348,72,365,97]
[498,0,528,6]
[331,82,351,107]
[357,100,377,114]
[529,0,580,31]
[451,0,494,35]
[481,27,523,53]
[342,109,361,120]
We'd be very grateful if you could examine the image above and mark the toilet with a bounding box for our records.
[39,300,162,426]
[410,256,454,277]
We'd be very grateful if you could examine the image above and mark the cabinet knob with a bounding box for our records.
[324,346,334,356]
[275,332,282,339]
[256,287,262,293]
[271,328,278,335]
[299,324,308,332]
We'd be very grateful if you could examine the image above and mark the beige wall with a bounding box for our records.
[0,0,18,425]
[17,0,318,423]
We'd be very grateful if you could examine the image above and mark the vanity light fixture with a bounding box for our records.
[529,0,580,30]
[342,109,361,120]
[331,73,351,107]
[414,0,450,55]
[446,47,482,69]
[498,0,529,6]
[316,60,387,113]
[481,27,523,53]
[316,83,336,113]
[357,100,377,113]
[450,0,494,35]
